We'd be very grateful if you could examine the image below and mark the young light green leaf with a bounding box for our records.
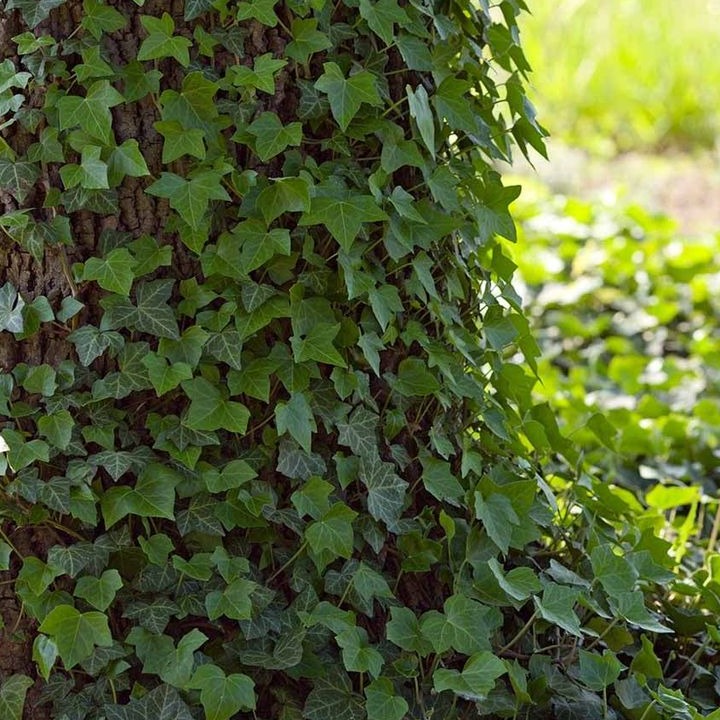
[286,19,331,64]
[299,193,388,251]
[38,605,112,668]
[154,120,206,163]
[247,112,303,162]
[182,377,251,433]
[82,247,137,296]
[38,409,74,450]
[32,636,58,681]
[74,569,123,611]
[138,13,192,67]
[189,664,256,720]
[256,176,312,225]
[236,0,279,27]
[56,80,124,145]
[305,502,357,559]
[314,63,383,131]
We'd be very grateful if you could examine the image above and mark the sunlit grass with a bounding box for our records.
[520,0,720,153]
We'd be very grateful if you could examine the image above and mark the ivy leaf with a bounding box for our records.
[105,685,194,720]
[81,0,127,39]
[420,455,464,506]
[234,219,291,273]
[0,674,33,720]
[247,112,303,162]
[257,176,312,225]
[286,19,332,64]
[154,120,206,163]
[386,606,432,655]
[337,406,379,457]
[146,170,230,229]
[0,282,25,333]
[189,665,256,720]
[304,671,365,720]
[60,146,109,190]
[336,626,384,678]
[38,605,112,668]
[534,584,583,637]
[134,279,180,339]
[236,0,279,27]
[291,322,347,367]
[474,492,518,555]
[407,84,435,157]
[37,409,74,451]
[138,13,192,67]
[0,159,39,203]
[57,80,124,145]
[305,502,357,559]
[6,0,66,28]
[183,377,251,433]
[358,454,407,530]
[300,193,388,251]
[185,0,215,20]
[433,651,507,701]
[358,0,409,45]
[394,358,439,397]
[276,392,316,452]
[107,139,150,184]
[101,463,181,528]
[82,247,137,296]
[229,53,287,95]
[314,63,383,131]
[578,650,625,691]
[74,569,123,611]
[205,578,256,620]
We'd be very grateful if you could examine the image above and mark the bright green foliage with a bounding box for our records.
[4,2,711,719]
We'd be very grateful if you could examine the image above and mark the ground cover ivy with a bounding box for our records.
[0,1,716,719]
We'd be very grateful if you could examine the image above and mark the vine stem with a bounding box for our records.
[498,610,539,655]
[269,540,308,582]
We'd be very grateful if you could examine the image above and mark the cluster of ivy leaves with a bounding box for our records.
[0,0,715,719]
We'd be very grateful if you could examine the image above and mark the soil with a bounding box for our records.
[507,141,720,234]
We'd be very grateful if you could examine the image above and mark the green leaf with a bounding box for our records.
[205,577,256,620]
[128,627,207,688]
[291,477,333,519]
[336,626,384,678]
[236,0,279,27]
[142,354,192,396]
[276,392,316,452]
[306,502,357,559]
[433,652,507,701]
[6,0,65,27]
[368,285,403,331]
[81,0,127,39]
[229,53,287,94]
[233,219,291,273]
[57,80,124,145]
[32,635,58,681]
[257,176,312,225]
[534,584,583,637]
[420,594,500,655]
[314,63,383,131]
[22,363,57,396]
[300,193,388,251]
[183,377,251,433]
[291,322,347,367]
[304,671,365,720]
[247,112,303,162]
[146,170,230,229]
[590,544,638,598]
[61,146,109,189]
[358,454,407,530]
[101,463,181,528]
[407,84,435,156]
[0,674,33,720]
[74,569,123,611]
[38,409,74,450]
[337,406,379,457]
[286,19,331,64]
[0,159,39,203]
[138,13,192,67]
[386,606,432,655]
[154,120,206,163]
[364,679,408,720]
[38,605,112,668]
[474,492,519,555]
[107,139,150,184]
[82,247,137,296]
[578,650,625,691]
[421,455,464,505]
[189,664,256,720]
[105,685,194,720]
[359,0,409,44]
[394,358,439,397]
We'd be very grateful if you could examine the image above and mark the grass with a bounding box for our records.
[519,0,720,153]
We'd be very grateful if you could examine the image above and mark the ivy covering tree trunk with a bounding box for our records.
[0,1,662,718]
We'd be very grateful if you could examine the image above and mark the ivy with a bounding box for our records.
[1,1,710,719]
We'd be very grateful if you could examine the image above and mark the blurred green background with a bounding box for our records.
[520,0,720,154]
